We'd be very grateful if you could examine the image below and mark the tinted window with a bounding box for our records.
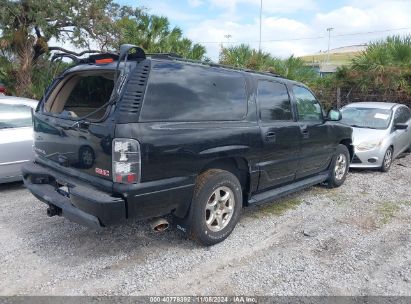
[0,103,32,129]
[293,86,322,122]
[394,106,411,124]
[140,62,247,121]
[257,81,292,122]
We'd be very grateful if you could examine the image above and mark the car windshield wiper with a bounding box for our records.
[350,124,380,129]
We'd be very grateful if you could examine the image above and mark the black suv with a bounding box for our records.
[23,45,352,245]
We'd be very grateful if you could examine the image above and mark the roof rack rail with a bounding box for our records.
[148,53,283,78]
[50,49,106,64]
[50,45,146,65]
[146,52,182,58]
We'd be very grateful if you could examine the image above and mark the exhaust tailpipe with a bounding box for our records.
[150,218,169,232]
[47,205,61,217]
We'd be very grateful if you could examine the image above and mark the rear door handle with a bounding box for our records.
[300,125,310,138]
[265,130,276,142]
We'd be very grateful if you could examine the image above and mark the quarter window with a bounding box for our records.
[0,103,32,129]
[140,61,247,121]
[293,86,323,122]
[257,81,292,122]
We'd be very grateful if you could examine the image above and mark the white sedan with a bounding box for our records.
[0,96,38,183]
[340,102,411,172]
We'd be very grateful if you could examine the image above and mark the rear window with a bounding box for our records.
[140,62,247,121]
[43,71,114,120]
[257,80,292,122]
[0,103,32,129]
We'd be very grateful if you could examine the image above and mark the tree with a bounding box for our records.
[0,0,139,96]
[351,35,411,93]
[219,44,317,83]
[117,14,206,60]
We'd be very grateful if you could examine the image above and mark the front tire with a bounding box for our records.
[380,147,393,172]
[327,144,350,188]
[189,169,242,246]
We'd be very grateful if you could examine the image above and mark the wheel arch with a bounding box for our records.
[199,157,251,206]
[339,138,354,161]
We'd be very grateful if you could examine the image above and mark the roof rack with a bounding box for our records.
[148,53,283,78]
[50,45,146,65]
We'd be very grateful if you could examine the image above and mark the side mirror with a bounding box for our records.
[394,123,408,130]
[327,109,342,121]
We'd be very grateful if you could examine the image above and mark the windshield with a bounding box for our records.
[0,104,32,129]
[340,107,392,129]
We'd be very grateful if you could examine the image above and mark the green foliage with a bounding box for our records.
[117,14,206,60]
[0,0,207,97]
[0,0,136,97]
[219,44,318,83]
[304,35,411,109]
[350,35,411,94]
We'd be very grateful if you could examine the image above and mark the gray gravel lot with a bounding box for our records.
[1,154,410,296]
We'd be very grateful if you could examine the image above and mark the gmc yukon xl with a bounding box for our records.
[23,45,353,245]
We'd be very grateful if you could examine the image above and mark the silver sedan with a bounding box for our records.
[340,102,411,172]
[0,96,38,183]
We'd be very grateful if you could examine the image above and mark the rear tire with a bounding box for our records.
[189,169,242,246]
[380,147,393,172]
[326,144,350,188]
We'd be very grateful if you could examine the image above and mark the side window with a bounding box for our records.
[394,106,411,124]
[293,86,323,122]
[257,80,292,122]
[0,103,32,129]
[140,62,247,121]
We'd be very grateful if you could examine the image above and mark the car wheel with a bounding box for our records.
[380,147,393,172]
[189,169,242,246]
[327,144,350,188]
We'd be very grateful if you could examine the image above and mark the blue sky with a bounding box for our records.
[117,0,411,60]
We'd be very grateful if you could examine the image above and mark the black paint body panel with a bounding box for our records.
[23,57,353,226]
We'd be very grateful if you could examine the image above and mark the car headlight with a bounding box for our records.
[355,139,382,151]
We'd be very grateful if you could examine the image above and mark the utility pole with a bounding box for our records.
[259,0,263,53]
[326,27,334,64]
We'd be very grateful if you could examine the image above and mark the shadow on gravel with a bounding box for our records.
[0,181,25,192]
[21,211,195,265]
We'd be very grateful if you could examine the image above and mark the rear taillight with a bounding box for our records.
[112,138,141,184]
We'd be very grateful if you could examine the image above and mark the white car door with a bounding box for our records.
[0,103,34,181]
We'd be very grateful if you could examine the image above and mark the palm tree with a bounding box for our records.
[219,44,317,82]
[118,14,206,60]
[351,35,411,93]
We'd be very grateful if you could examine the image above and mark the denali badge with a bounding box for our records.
[95,168,110,177]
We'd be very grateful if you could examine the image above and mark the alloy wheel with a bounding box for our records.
[334,154,347,180]
[383,149,392,170]
[205,186,235,232]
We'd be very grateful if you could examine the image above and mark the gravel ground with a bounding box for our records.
[0,154,410,296]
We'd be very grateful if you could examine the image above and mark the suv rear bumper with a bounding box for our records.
[22,162,126,228]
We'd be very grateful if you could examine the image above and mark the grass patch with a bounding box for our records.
[399,200,411,206]
[377,202,400,225]
[256,197,302,217]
